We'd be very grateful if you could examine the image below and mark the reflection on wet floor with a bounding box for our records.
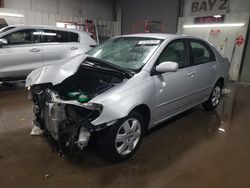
[0,82,249,188]
[0,81,26,92]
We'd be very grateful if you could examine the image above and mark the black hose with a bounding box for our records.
[58,113,92,156]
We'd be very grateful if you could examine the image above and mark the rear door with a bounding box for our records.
[0,29,43,79]
[188,39,218,102]
[41,29,81,66]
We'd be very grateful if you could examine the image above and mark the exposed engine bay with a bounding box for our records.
[30,62,125,155]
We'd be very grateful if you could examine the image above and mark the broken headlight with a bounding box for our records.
[81,102,103,111]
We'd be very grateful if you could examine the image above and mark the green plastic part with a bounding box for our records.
[67,91,90,103]
[78,94,90,103]
[67,92,81,99]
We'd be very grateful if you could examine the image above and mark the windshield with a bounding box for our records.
[0,26,16,35]
[87,37,163,71]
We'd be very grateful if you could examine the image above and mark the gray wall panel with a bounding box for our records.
[4,0,115,20]
[240,25,250,82]
[122,0,180,34]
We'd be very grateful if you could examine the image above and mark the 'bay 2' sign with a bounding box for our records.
[191,0,228,15]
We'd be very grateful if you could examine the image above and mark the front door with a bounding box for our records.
[0,29,43,79]
[152,39,196,124]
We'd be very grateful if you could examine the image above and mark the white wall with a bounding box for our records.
[178,13,250,81]
[179,0,250,81]
[3,0,115,20]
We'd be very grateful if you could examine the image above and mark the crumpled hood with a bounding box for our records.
[26,54,87,87]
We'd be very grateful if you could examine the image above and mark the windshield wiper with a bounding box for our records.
[84,56,134,78]
[81,60,127,76]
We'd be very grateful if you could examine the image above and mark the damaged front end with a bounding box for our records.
[31,87,102,155]
[28,58,127,155]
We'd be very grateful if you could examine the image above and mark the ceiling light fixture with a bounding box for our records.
[183,23,245,28]
[213,15,222,18]
[0,12,24,18]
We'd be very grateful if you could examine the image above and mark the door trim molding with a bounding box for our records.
[156,86,211,109]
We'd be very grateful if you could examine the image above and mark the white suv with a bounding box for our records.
[0,25,97,81]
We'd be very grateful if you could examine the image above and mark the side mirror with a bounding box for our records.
[0,38,8,47]
[155,61,178,73]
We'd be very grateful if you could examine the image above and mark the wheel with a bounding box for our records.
[98,111,145,162]
[203,82,222,111]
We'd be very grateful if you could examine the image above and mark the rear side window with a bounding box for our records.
[4,29,40,45]
[157,40,188,69]
[69,32,79,42]
[42,29,69,43]
[190,40,215,65]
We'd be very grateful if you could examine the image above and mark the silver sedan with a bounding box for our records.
[26,33,229,162]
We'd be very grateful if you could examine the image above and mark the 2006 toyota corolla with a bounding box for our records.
[26,33,229,162]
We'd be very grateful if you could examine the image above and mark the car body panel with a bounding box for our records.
[191,61,217,103]
[26,33,229,130]
[26,53,86,87]
[41,42,89,67]
[0,43,43,78]
[90,70,156,125]
[152,67,196,122]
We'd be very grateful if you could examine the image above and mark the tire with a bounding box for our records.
[98,111,145,162]
[203,81,222,111]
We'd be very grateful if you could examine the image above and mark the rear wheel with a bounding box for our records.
[98,111,145,162]
[203,82,222,111]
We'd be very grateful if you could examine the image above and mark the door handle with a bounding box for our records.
[187,71,195,77]
[70,46,78,50]
[30,48,41,52]
[212,65,218,70]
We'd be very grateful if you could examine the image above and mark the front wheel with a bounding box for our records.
[203,82,222,111]
[98,111,145,162]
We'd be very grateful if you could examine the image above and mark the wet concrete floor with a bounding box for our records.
[0,82,249,188]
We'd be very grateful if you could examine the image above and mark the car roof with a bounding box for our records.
[120,33,209,42]
[2,25,85,34]
[0,25,97,44]
[121,33,179,40]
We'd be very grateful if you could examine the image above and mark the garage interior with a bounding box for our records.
[0,0,250,187]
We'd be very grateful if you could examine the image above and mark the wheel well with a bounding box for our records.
[217,77,224,87]
[132,104,150,129]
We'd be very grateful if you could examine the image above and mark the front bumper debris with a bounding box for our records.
[31,88,104,155]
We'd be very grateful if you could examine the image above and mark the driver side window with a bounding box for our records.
[158,40,188,69]
[4,29,40,45]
